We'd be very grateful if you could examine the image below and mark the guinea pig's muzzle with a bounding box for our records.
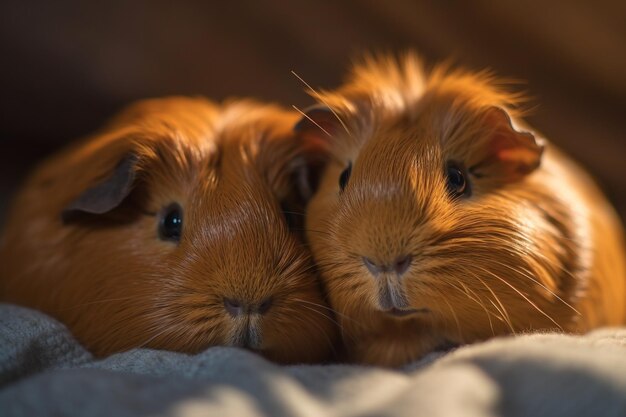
[362,256,428,318]
[224,298,272,350]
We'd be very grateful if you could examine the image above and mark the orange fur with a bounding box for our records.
[0,97,339,364]
[300,52,626,366]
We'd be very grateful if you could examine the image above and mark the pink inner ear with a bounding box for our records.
[491,130,543,169]
[475,108,544,179]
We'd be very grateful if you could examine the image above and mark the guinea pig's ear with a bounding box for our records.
[62,154,138,221]
[292,155,325,202]
[294,105,341,152]
[470,107,544,181]
[292,105,340,200]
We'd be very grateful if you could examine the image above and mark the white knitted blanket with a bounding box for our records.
[1,303,625,417]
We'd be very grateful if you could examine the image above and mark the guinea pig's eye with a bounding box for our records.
[339,162,352,192]
[445,163,471,198]
[158,203,183,242]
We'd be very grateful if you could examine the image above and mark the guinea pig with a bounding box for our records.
[296,53,626,366]
[0,96,338,364]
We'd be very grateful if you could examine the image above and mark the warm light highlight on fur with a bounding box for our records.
[0,97,338,364]
[301,53,626,366]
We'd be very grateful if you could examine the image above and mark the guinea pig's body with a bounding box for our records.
[299,54,626,366]
[0,97,338,363]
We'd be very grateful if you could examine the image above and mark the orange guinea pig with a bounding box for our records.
[0,97,338,364]
[297,53,626,366]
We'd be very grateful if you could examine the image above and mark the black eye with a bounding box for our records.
[159,203,183,242]
[445,163,470,198]
[339,162,352,192]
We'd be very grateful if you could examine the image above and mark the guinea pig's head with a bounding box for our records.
[298,54,581,346]
[1,97,337,363]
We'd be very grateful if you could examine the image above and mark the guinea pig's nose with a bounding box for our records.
[224,298,245,317]
[224,297,273,317]
[257,297,273,315]
[363,255,412,276]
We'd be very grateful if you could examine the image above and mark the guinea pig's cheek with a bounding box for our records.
[255,289,337,362]
[307,192,338,237]
[406,289,436,318]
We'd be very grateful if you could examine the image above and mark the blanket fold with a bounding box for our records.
[1,304,625,417]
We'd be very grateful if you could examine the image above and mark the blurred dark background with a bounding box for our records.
[1,0,625,225]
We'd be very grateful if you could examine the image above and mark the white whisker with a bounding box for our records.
[290,70,353,138]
